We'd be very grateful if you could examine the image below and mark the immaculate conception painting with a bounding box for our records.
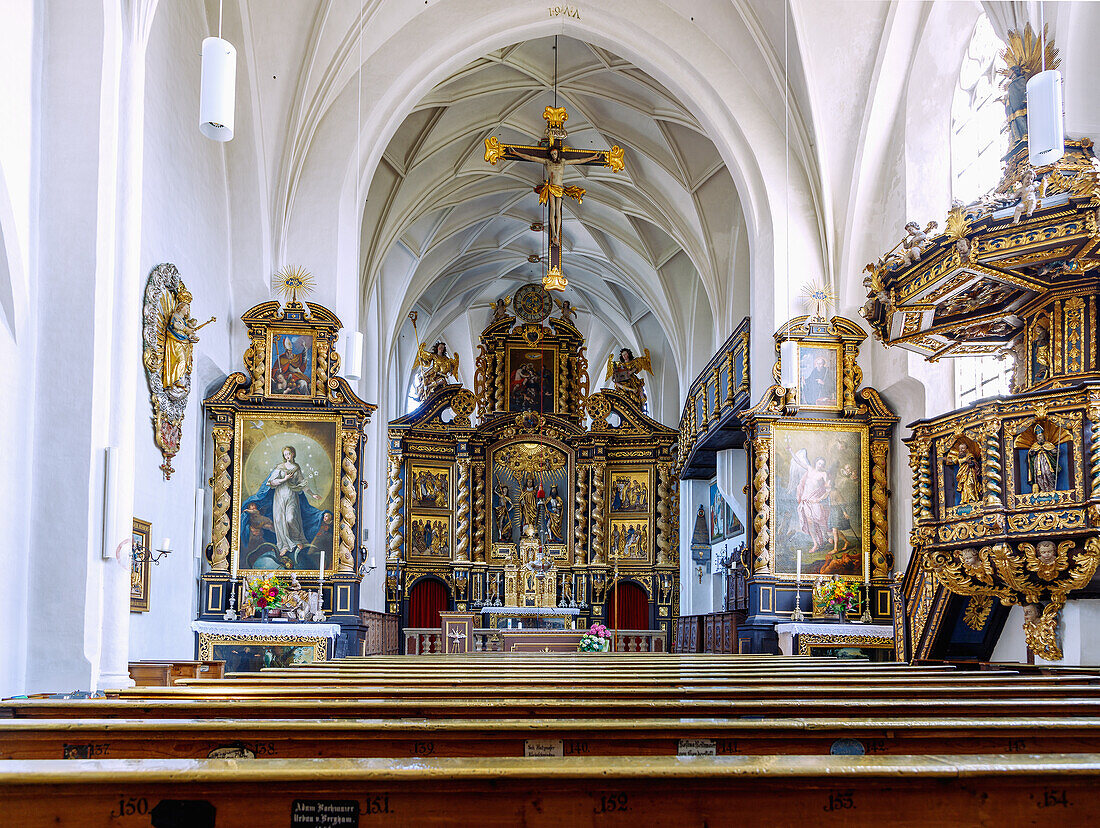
[236,415,338,573]
[771,423,867,578]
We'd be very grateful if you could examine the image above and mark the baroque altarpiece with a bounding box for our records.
[387,286,680,644]
[863,27,1100,661]
[738,316,899,654]
[197,294,377,657]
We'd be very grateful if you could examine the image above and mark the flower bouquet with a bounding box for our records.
[246,574,287,620]
[578,623,611,652]
[819,578,861,618]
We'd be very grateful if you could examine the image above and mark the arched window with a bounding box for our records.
[951,15,1007,204]
[952,15,1013,407]
[405,373,422,414]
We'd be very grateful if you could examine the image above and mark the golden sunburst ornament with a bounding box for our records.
[801,282,836,321]
[272,265,316,304]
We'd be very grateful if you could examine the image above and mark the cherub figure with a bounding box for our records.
[553,295,578,324]
[605,347,653,408]
[489,296,512,323]
[415,340,460,399]
[1012,167,1045,224]
[897,221,936,266]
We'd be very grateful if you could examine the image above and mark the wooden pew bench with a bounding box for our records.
[2,754,1099,826]
[3,716,1100,761]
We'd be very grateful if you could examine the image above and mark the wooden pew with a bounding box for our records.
[2,754,1099,826]
[3,715,1099,761]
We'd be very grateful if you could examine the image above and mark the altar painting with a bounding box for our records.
[610,469,650,513]
[409,514,451,559]
[505,347,557,413]
[210,643,318,672]
[409,464,450,510]
[489,440,569,556]
[709,482,724,542]
[234,414,338,575]
[724,500,744,538]
[798,344,840,409]
[771,422,868,578]
[267,331,314,397]
[609,518,651,562]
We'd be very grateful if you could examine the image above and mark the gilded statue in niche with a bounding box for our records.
[142,262,215,480]
[945,440,981,506]
[415,341,460,400]
[1026,424,1060,493]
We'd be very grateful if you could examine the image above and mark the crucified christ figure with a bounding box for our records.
[510,145,600,246]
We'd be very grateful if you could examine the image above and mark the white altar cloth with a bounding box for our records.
[191,620,342,639]
[774,622,893,656]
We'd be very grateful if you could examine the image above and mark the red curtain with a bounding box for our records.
[408,578,450,628]
[609,582,649,631]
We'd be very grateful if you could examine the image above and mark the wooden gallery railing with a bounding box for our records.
[403,628,667,654]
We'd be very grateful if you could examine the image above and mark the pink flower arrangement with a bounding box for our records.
[579,623,611,652]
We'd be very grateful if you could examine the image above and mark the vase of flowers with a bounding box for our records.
[246,574,287,621]
[578,623,611,652]
[819,578,861,621]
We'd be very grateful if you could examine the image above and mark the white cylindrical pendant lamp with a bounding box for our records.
[343,331,364,381]
[1027,69,1064,167]
[199,37,236,142]
[779,339,798,389]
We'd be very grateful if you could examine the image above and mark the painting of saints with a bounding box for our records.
[545,485,564,542]
[494,482,514,542]
[241,445,329,570]
[270,335,313,396]
[800,348,837,407]
[774,428,865,578]
[709,482,723,542]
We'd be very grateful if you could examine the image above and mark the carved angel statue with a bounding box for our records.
[489,296,513,323]
[895,221,937,266]
[945,443,981,506]
[415,340,460,399]
[154,287,215,392]
[553,295,578,324]
[1012,167,1045,224]
[605,347,653,407]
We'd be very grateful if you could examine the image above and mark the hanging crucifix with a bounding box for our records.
[485,106,625,291]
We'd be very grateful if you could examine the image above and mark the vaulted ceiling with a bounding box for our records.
[361,35,746,419]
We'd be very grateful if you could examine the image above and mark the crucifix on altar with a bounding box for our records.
[484,106,625,291]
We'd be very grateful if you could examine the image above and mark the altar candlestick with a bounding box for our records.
[318,544,325,588]
[796,550,802,583]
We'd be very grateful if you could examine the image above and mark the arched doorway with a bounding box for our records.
[609,581,649,631]
[408,577,451,628]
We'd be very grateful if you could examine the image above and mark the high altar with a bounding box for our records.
[387,285,680,646]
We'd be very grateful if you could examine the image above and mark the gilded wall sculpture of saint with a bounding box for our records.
[605,347,653,408]
[142,262,215,479]
[415,340,460,399]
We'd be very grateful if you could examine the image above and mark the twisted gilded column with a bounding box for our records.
[574,464,589,564]
[591,462,606,565]
[911,440,933,522]
[455,459,471,562]
[983,419,1003,506]
[751,436,771,573]
[494,348,506,413]
[209,425,233,571]
[870,440,889,579]
[656,462,672,565]
[386,454,404,561]
[472,462,486,562]
[336,431,359,572]
[1089,400,1100,507]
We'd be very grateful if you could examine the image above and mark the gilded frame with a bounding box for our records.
[769,420,871,581]
[196,631,328,664]
[504,344,559,414]
[231,409,344,579]
[130,517,151,613]
[797,342,843,411]
[266,327,317,398]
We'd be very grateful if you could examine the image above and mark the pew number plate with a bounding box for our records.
[677,739,717,756]
[291,800,360,826]
[524,739,565,757]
